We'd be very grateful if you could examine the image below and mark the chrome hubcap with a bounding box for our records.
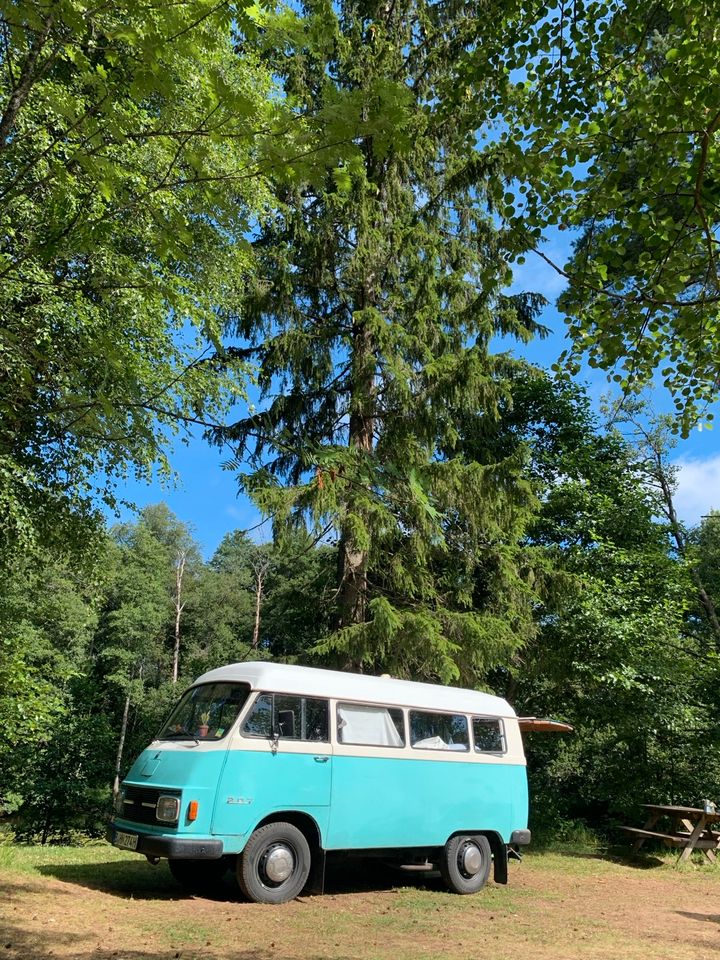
[263,844,294,883]
[460,842,482,876]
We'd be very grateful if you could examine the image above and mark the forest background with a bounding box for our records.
[2,0,720,845]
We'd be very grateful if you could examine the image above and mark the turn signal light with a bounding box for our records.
[187,800,199,822]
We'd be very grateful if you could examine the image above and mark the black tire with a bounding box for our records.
[439,834,492,894]
[237,822,312,904]
[168,857,230,892]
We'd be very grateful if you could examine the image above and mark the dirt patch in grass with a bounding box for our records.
[1,846,719,960]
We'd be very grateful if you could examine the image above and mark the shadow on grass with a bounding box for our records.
[37,859,231,901]
[0,878,78,900]
[37,856,447,902]
[676,911,720,924]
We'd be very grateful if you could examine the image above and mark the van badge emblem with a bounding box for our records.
[226,797,252,805]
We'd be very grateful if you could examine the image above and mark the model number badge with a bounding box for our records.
[226,797,252,805]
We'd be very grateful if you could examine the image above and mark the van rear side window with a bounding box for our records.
[243,693,329,742]
[473,718,505,753]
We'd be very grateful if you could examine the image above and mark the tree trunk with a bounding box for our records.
[248,550,272,648]
[113,684,132,802]
[252,568,265,648]
[0,15,54,150]
[172,551,187,683]
[41,807,53,846]
[338,311,375,630]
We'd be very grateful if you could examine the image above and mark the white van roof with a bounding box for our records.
[193,661,515,718]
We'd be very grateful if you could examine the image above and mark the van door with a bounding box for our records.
[211,693,332,840]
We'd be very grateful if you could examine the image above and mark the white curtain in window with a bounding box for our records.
[337,703,403,747]
[413,735,447,750]
[413,736,468,751]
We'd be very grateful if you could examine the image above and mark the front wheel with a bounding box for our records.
[439,834,492,894]
[237,822,312,904]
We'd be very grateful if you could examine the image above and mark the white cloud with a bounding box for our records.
[672,454,720,526]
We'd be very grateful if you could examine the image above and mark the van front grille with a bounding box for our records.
[121,786,180,826]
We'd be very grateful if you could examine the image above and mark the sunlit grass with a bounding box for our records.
[0,842,130,871]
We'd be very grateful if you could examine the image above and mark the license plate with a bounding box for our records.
[114,830,138,851]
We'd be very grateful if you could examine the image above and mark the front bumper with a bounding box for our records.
[108,825,224,860]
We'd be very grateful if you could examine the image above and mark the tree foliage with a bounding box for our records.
[0,0,281,559]
[496,375,719,831]
[450,1,720,427]
[217,0,546,684]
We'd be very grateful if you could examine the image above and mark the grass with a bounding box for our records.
[0,843,130,871]
[0,843,174,893]
[2,842,720,960]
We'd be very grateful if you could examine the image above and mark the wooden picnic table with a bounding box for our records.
[621,804,720,863]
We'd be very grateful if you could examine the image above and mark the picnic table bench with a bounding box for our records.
[621,804,720,863]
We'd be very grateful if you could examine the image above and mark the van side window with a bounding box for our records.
[473,718,505,753]
[410,711,469,751]
[243,693,329,742]
[336,702,405,747]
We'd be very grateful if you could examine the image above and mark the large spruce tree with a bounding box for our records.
[219,0,545,683]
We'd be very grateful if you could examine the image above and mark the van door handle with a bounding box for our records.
[314,756,329,763]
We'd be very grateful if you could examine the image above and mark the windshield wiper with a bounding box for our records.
[161,728,199,744]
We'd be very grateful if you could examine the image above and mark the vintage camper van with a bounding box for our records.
[109,662,530,903]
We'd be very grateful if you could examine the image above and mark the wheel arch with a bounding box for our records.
[252,810,323,856]
[446,829,507,885]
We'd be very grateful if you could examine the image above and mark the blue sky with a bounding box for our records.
[108,232,720,558]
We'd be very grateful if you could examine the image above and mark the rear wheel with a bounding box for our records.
[168,857,230,893]
[439,834,492,894]
[237,822,311,904]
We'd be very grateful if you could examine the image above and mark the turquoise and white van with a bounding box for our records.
[110,662,530,903]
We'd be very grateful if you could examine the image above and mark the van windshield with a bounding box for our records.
[157,682,250,742]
